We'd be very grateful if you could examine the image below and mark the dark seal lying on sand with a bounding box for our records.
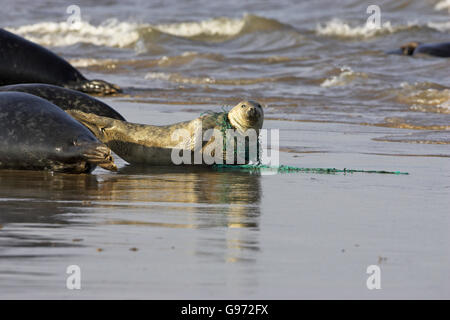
[0,29,121,95]
[0,92,117,173]
[0,84,125,120]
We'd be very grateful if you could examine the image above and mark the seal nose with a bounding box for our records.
[247,107,257,118]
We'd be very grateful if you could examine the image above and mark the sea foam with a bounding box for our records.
[6,14,281,48]
[434,0,450,13]
[316,19,398,39]
[321,66,366,87]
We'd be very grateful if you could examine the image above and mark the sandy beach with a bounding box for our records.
[0,101,448,299]
[1,0,449,299]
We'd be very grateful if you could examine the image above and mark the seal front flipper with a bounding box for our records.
[78,143,118,172]
[0,28,121,95]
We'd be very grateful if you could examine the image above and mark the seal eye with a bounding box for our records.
[241,104,246,108]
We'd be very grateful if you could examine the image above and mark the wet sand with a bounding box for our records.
[0,101,448,299]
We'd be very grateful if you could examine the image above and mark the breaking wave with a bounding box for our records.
[6,19,141,47]
[320,66,367,87]
[316,19,404,39]
[144,72,283,85]
[396,82,450,114]
[434,0,450,13]
[5,14,289,48]
[316,18,450,39]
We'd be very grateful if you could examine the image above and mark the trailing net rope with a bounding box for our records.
[207,110,409,175]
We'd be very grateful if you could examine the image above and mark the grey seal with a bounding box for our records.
[67,100,264,165]
[0,92,117,173]
[387,41,450,57]
[0,83,125,120]
[0,28,121,94]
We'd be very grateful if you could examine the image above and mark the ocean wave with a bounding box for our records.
[5,14,289,48]
[410,102,450,114]
[144,72,292,85]
[320,66,367,87]
[69,58,119,67]
[396,82,450,114]
[316,19,402,39]
[155,17,245,38]
[378,117,450,131]
[427,21,450,32]
[156,52,224,67]
[153,14,287,39]
[316,17,450,39]
[434,0,450,13]
[6,19,141,47]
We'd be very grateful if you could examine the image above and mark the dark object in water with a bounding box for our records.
[387,41,450,58]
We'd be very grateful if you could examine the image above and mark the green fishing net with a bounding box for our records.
[208,110,409,175]
[212,164,409,175]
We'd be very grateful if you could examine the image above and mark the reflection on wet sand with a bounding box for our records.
[0,166,262,264]
[109,166,262,264]
[0,170,100,225]
[109,165,261,224]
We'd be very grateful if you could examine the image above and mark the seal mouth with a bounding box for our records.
[81,143,118,171]
[244,107,262,127]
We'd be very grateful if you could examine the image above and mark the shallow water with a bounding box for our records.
[1,0,450,298]
[4,0,450,141]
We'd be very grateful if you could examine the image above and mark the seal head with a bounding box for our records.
[400,41,420,55]
[228,100,264,134]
